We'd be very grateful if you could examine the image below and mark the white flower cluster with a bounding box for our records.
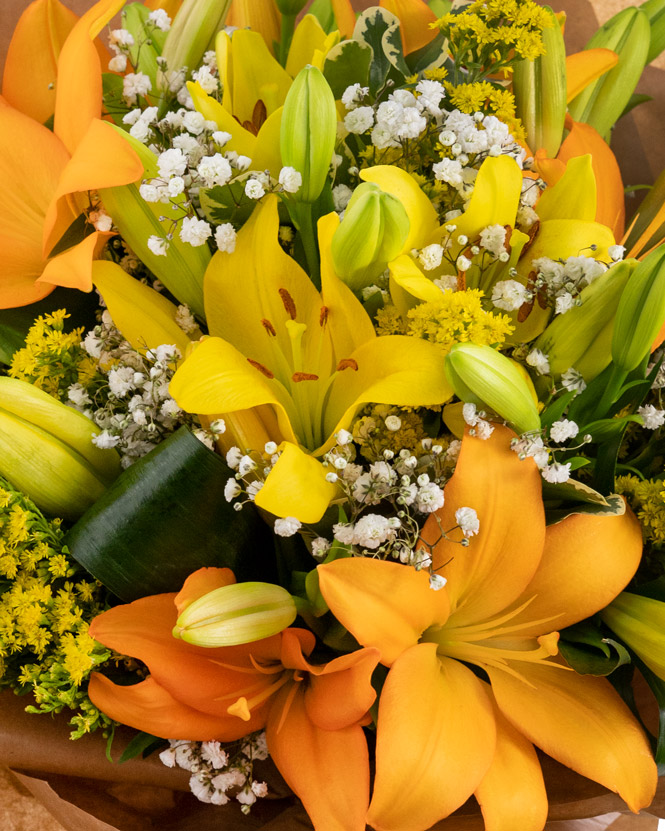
[511,425,582,485]
[159,733,269,812]
[638,404,665,430]
[73,311,197,468]
[462,403,495,440]
[531,254,610,316]
[223,441,282,511]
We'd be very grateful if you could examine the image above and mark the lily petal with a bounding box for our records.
[379,0,437,54]
[227,0,280,55]
[255,442,337,524]
[330,0,356,38]
[287,15,334,77]
[506,505,642,637]
[188,80,257,162]
[389,254,446,308]
[455,156,522,244]
[368,645,496,831]
[566,49,619,104]
[2,0,77,124]
[38,230,111,292]
[175,567,236,617]
[228,29,291,124]
[488,662,657,814]
[360,165,439,252]
[475,699,548,831]
[421,426,546,627]
[317,559,449,666]
[92,260,194,356]
[535,155,596,223]
[267,683,370,831]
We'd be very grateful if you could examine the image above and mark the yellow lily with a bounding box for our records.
[0,0,143,309]
[169,195,451,521]
[318,426,657,831]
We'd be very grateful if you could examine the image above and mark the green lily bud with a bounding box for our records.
[535,259,636,381]
[173,581,298,647]
[280,65,336,203]
[445,343,541,435]
[275,0,308,14]
[612,245,665,372]
[331,182,410,292]
[641,0,665,64]
[568,8,650,139]
[513,6,566,157]
[601,592,665,680]
[161,0,232,80]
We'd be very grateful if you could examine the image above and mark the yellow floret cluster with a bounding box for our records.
[617,476,665,546]
[444,81,526,142]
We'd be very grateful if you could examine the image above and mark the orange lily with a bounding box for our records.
[318,427,657,831]
[566,48,619,104]
[0,0,144,309]
[88,567,380,831]
[380,0,438,54]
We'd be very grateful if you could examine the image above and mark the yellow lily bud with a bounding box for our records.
[535,259,636,381]
[568,8,650,139]
[601,592,665,680]
[445,343,541,435]
[641,0,665,64]
[513,6,567,157]
[331,182,410,292]
[612,246,665,372]
[161,0,232,82]
[173,581,297,646]
[280,65,336,203]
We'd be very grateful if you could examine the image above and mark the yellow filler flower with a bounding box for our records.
[170,196,452,522]
[318,426,656,831]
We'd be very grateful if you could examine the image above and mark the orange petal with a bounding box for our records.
[380,0,438,54]
[534,149,566,187]
[0,100,69,308]
[2,0,77,124]
[267,682,370,831]
[421,426,546,627]
[558,118,625,240]
[330,0,356,38]
[488,662,657,814]
[174,567,237,617]
[475,699,548,831]
[88,675,232,740]
[144,0,183,17]
[317,558,449,666]
[38,231,111,292]
[227,0,280,55]
[368,646,496,831]
[53,0,125,154]
[566,48,619,103]
[43,118,143,257]
[507,504,643,637]
[89,593,280,732]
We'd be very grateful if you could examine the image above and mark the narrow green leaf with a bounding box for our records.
[118,731,166,763]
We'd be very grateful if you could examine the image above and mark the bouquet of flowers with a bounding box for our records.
[2,0,665,828]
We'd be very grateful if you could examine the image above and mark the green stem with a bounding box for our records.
[290,201,321,289]
[592,364,628,421]
[279,13,296,66]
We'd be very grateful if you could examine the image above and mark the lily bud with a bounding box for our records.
[331,182,410,292]
[601,592,665,680]
[535,259,636,381]
[280,65,336,203]
[445,343,541,435]
[161,0,232,82]
[275,0,308,13]
[641,0,665,64]
[612,245,665,372]
[173,581,298,646]
[513,7,567,157]
[568,8,650,139]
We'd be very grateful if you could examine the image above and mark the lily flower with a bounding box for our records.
[0,0,143,309]
[169,195,451,521]
[88,567,380,831]
[318,426,657,831]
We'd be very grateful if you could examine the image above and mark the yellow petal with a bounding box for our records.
[389,254,446,306]
[169,336,298,446]
[360,165,439,251]
[535,154,596,223]
[317,559,449,666]
[420,426,546,627]
[566,48,619,103]
[368,646,495,831]
[227,0,280,55]
[229,29,291,124]
[53,0,125,154]
[92,260,193,356]
[287,15,331,77]
[186,80,257,163]
[475,700,548,831]
[488,662,657,814]
[38,230,110,292]
[455,156,522,244]
[2,0,77,124]
[251,107,284,178]
[255,442,337,523]
[321,335,452,453]
[379,0,437,54]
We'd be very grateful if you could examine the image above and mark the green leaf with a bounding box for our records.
[118,731,167,763]
[65,427,276,601]
[355,7,409,95]
[593,427,629,495]
[199,182,257,226]
[429,0,451,14]
[405,31,448,73]
[47,214,90,259]
[0,287,101,366]
[323,39,372,98]
[540,390,577,429]
[102,73,132,126]
[543,478,626,525]
[559,628,631,676]
[631,656,665,772]
[308,0,335,32]
[580,415,643,444]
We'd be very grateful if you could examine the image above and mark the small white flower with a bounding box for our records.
[541,462,571,484]
[110,28,134,48]
[246,481,263,500]
[429,574,448,591]
[341,83,368,109]
[475,419,494,440]
[455,506,479,537]
[122,72,152,104]
[638,404,665,430]
[139,183,160,202]
[415,482,444,513]
[555,292,576,315]
[92,430,121,450]
[226,447,243,469]
[251,781,268,798]
[197,153,232,187]
[336,429,352,445]
[433,158,463,187]
[238,455,256,475]
[179,216,212,247]
[158,148,187,179]
[333,522,357,545]
[264,441,278,455]
[526,348,550,376]
[148,8,171,30]
[160,399,182,419]
[344,106,375,134]
[245,179,266,200]
[214,222,237,253]
[419,243,444,271]
[212,131,232,147]
[235,155,252,171]
[384,415,402,431]
[439,130,456,146]
[192,65,218,94]
[561,367,587,393]
[462,403,478,426]
[332,184,353,212]
[279,166,302,194]
[182,111,206,135]
[89,209,113,232]
[550,419,579,443]
[353,514,398,549]
[108,54,127,73]
[479,224,507,258]
[491,279,530,311]
[311,537,331,561]
[274,516,302,537]
[147,235,169,256]
[456,254,472,272]
[608,244,626,261]
[200,742,228,768]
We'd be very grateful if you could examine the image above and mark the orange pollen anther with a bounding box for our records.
[261,318,277,336]
[336,358,358,372]
[319,306,329,326]
[292,372,319,382]
[279,288,297,320]
[247,358,274,379]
